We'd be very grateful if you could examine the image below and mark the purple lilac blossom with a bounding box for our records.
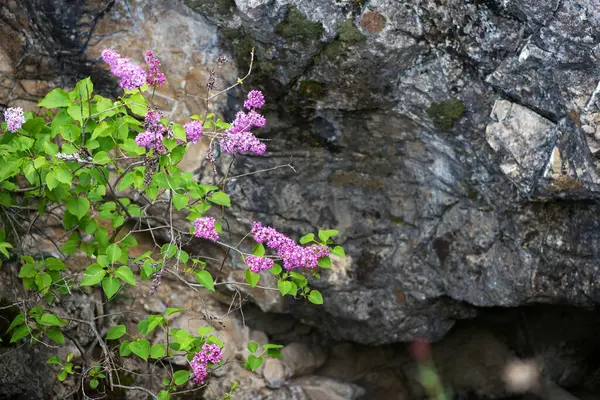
[101,48,147,90]
[184,120,203,143]
[250,222,329,270]
[190,343,223,384]
[144,50,166,87]
[135,109,167,152]
[245,255,275,273]
[244,90,265,110]
[220,110,267,155]
[193,217,219,242]
[4,107,25,133]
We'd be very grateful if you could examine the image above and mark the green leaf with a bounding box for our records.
[194,270,215,292]
[129,339,150,361]
[300,233,314,244]
[75,76,94,101]
[266,348,283,359]
[90,379,99,389]
[66,197,90,220]
[252,243,265,257]
[35,273,52,292]
[245,354,263,372]
[262,344,284,350]
[173,370,190,386]
[124,93,147,116]
[19,264,36,278]
[106,244,122,263]
[47,328,65,344]
[331,246,345,257]
[106,325,127,340]
[318,256,331,268]
[165,308,184,317]
[158,390,171,400]
[10,324,30,343]
[57,369,68,382]
[0,242,12,258]
[245,269,260,288]
[278,280,293,296]
[120,341,132,356]
[150,343,166,359]
[308,290,323,305]
[80,264,106,286]
[46,171,60,190]
[7,313,25,332]
[38,88,71,108]
[146,315,164,334]
[197,326,212,336]
[47,355,61,365]
[54,167,72,185]
[39,313,66,327]
[318,229,339,243]
[247,341,258,353]
[92,151,111,165]
[161,243,177,258]
[208,192,230,207]
[46,258,66,271]
[115,266,137,286]
[172,124,186,141]
[172,194,189,211]
[270,263,282,275]
[102,276,120,299]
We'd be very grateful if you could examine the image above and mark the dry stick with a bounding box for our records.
[224,162,297,181]
[112,385,158,400]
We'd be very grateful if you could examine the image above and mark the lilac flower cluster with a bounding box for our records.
[251,222,330,270]
[244,90,265,110]
[220,91,267,155]
[184,120,203,144]
[190,343,223,385]
[144,50,166,87]
[101,49,147,90]
[135,109,166,152]
[4,107,24,133]
[193,217,219,242]
[245,255,275,273]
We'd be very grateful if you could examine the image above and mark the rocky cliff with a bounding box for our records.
[4,0,600,398]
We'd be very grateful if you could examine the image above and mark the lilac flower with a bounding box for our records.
[101,48,147,90]
[245,255,275,273]
[248,110,266,127]
[184,120,203,144]
[219,110,267,155]
[244,90,265,110]
[220,130,266,155]
[144,50,166,87]
[4,107,24,133]
[193,217,219,242]
[145,109,162,127]
[250,222,328,270]
[190,343,223,385]
[311,244,330,259]
[135,130,165,152]
[135,109,167,152]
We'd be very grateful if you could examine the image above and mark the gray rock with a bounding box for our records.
[7,0,600,349]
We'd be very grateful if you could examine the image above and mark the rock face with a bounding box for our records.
[202,0,600,345]
[5,0,600,348]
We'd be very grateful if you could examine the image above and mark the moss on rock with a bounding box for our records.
[426,98,465,131]
[299,80,324,98]
[338,19,365,43]
[276,6,324,41]
[185,0,235,17]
